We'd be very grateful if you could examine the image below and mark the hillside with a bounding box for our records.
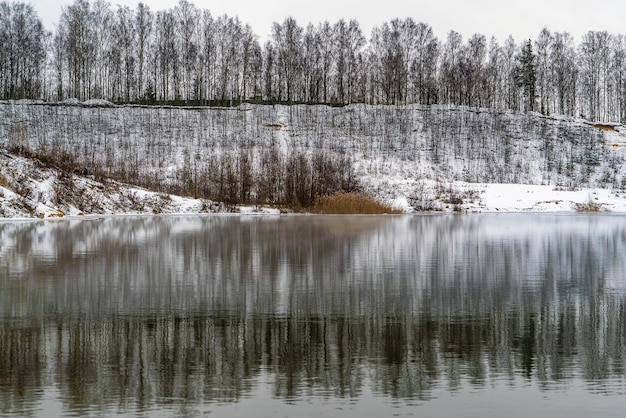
[2,100,626,217]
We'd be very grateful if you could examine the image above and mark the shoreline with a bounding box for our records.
[2,151,625,220]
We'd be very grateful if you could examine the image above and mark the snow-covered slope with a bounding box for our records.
[0,149,274,218]
[2,100,626,216]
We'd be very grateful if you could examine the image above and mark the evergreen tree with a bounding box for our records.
[517,39,537,111]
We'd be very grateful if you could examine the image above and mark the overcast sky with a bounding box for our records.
[28,0,626,44]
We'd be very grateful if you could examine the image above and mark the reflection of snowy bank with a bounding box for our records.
[2,214,626,319]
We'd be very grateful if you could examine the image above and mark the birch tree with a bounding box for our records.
[272,17,303,102]
[135,2,152,101]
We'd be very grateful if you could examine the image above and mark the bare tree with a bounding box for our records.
[302,23,320,102]
[111,5,135,102]
[550,32,577,116]
[580,31,611,121]
[135,2,153,101]
[610,35,626,123]
[335,19,364,103]
[215,15,240,102]
[318,21,334,103]
[534,28,552,114]
[410,22,439,104]
[0,1,47,99]
[465,33,487,107]
[154,9,177,101]
[272,17,303,103]
[175,0,199,102]
[240,24,261,101]
[502,36,520,110]
[262,41,276,102]
[90,0,113,99]
[198,10,215,102]
[58,0,93,100]
[370,19,409,104]
[438,31,463,105]
[483,37,503,109]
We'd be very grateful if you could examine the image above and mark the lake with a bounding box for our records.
[1,214,625,417]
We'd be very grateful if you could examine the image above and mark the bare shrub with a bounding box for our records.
[575,201,604,212]
[0,172,10,189]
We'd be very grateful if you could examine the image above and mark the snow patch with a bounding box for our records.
[81,99,116,108]
[0,152,226,218]
[60,98,81,106]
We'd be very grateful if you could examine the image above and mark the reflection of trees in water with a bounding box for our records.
[0,325,44,416]
[1,215,626,413]
[1,294,626,414]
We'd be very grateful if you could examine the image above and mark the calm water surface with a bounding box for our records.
[1,214,626,417]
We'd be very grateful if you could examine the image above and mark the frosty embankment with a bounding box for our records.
[1,149,624,218]
[2,101,626,217]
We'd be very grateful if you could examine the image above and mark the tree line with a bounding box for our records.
[2,0,626,122]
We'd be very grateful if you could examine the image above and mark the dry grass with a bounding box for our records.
[312,192,402,214]
[593,123,618,132]
[264,123,286,130]
[0,172,10,189]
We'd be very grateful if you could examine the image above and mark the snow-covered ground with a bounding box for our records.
[476,183,626,212]
[1,147,624,218]
[0,150,279,218]
[2,101,626,218]
[369,177,626,213]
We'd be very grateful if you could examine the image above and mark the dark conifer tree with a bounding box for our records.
[517,39,537,111]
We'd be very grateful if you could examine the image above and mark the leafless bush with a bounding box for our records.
[575,201,604,212]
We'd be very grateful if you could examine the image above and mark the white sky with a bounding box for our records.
[29,0,626,44]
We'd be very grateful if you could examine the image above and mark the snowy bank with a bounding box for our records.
[0,151,279,219]
[365,177,626,213]
[2,102,626,217]
[1,147,625,218]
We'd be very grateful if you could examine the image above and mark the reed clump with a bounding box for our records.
[312,192,402,214]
